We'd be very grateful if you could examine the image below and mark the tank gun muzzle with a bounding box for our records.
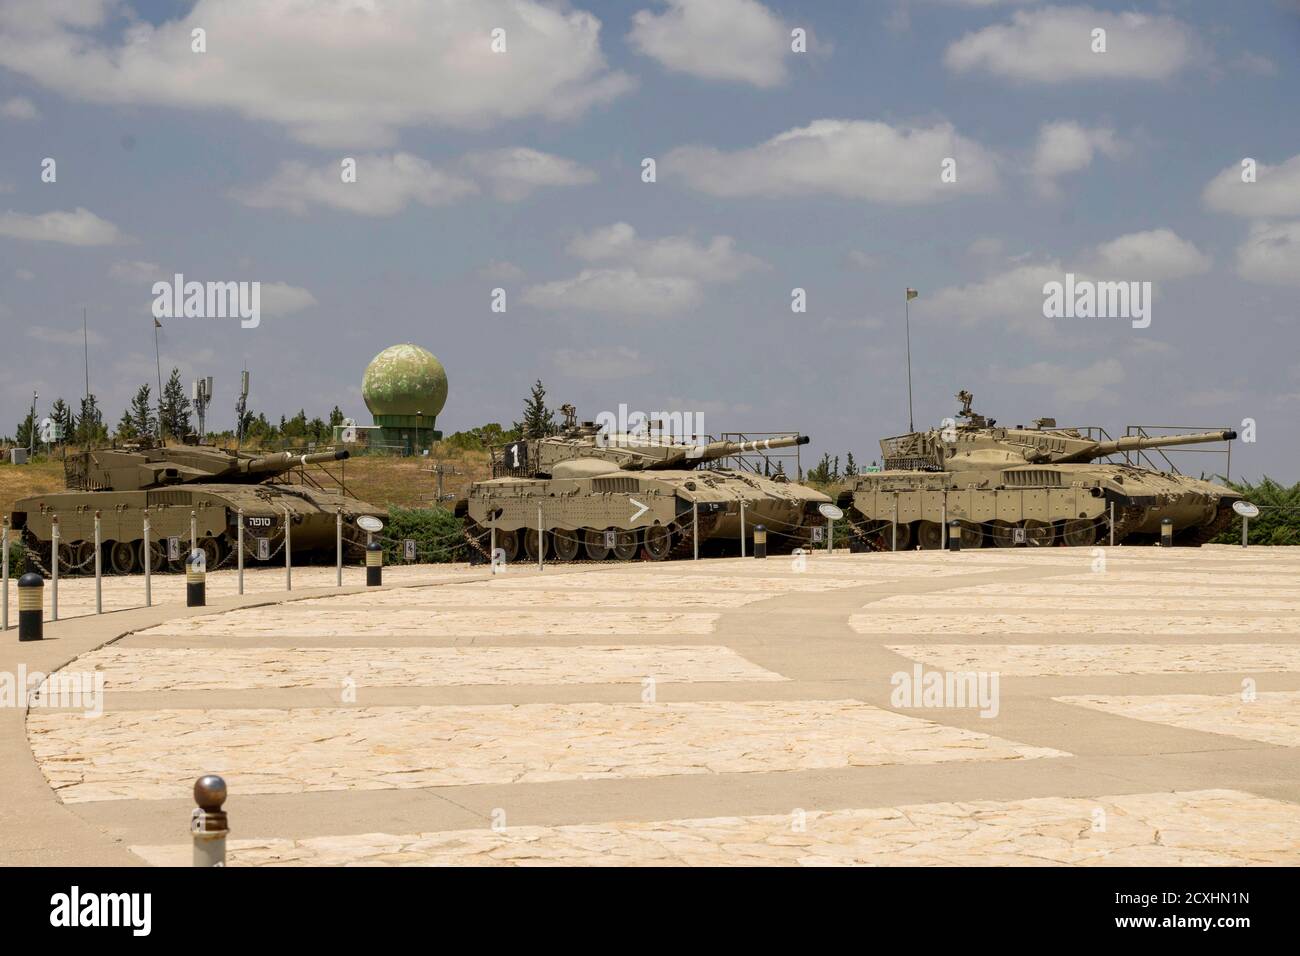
[651,434,809,469]
[1055,429,1236,464]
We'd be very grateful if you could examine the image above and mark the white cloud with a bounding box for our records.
[0,0,633,147]
[921,261,1066,334]
[464,147,596,201]
[1089,229,1211,280]
[1203,153,1300,219]
[945,7,1197,83]
[1231,52,1277,76]
[1235,221,1300,287]
[233,153,477,216]
[628,0,788,88]
[1031,120,1123,197]
[109,259,161,283]
[565,222,765,281]
[28,325,107,347]
[259,282,317,316]
[0,95,37,119]
[665,119,999,201]
[1184,388,1242,408]
[0,207,122,245]
[477,259,526,282]
[522,268,701,315]
[550,345,651,380]
[843,250,882,271]
[1004,358,1125,404]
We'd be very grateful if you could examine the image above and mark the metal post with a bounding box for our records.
[692,501,699,561]
[2,516,8,632]
[740,501,747,558]
[1242,515,1249,548]
[236,508,244,595]
[537,505,544,571]
[941,499,947,550]
[143,510,152,608]
[827,517,833,555]
[190,510,197,555]
[284,509,292,591]
[892,495,899,552]
[94,510,102,614]
[366,536,383,586]
[1109,502,1115,547]
[336,509,343,586]
[50,515,58,622]
[17,573,43,641]
[191,775,228,867]
[490,523,498,575]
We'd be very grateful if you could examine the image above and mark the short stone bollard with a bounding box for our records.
[1160,518,1173,548]
[191,774,229,867]
[947,520,962,552]
[186,549,206,607]
[366,539,383,586]
[753,524,767,559]
[18,573,43,642]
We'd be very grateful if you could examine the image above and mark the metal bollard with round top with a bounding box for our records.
[186,548,206,607]
[1160,517,1173,548]
[753,524,767,559]
[947,520,962,551]
[191,774,229,867]
[18,573,44,642]
[358,514,384,587]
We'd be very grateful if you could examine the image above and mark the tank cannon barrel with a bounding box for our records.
[1058,430,1236,464]
[241,449,350,474]
[649,434,809,469]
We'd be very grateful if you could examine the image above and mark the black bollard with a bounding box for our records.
[1160,518,1173,548]
[753,524,767,559]
[18,573,43,641]
[366,539,383,586]
[186,549,206,607]
[947,520,962,552]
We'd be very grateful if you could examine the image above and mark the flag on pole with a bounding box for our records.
[906,288,919,301]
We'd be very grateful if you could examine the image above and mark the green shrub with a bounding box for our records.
[5,537,25,575]
[1212,476,1300,545]
[380,506,465,564]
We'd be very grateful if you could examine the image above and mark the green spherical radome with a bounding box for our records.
[362,344,448,419]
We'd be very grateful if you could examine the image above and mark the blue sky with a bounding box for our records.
[1,0,1297,478]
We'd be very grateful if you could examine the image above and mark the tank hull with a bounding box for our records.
[461,469,831,561]
[841,464,1238,549]
[11,483,386,574]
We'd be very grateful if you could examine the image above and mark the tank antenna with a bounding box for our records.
[905,288,919,431]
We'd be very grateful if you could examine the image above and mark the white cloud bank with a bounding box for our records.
[628,0,789,88]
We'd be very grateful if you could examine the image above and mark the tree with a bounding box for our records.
[114,409,138,442]
[125,384,158,440]
[160,368,192,439]
[844,452,857,477]
[15,409,36,449]
[75,394,107,445]
[328,406,345,428]
[807,452,834,484]
[50,399,74,444]
[517,380,555,439]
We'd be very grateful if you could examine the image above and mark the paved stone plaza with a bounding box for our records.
[4,546,1300,866]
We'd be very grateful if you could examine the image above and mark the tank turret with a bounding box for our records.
[65,445,349,492]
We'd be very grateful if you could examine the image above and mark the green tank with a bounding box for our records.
[841,390,1240,550]
[10,442,385,574]
[457,406,831,561]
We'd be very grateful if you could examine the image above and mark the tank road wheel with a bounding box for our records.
[916,521,943,550]
[644,525,673,561]
[109,540,138,574]
[582,528,611,560]
[522,528,547,561]
[611,529,640,561]
[138,538,165,573]
[495,529,521,563]
[73,540,96,574]
[959,522,984,549]
[552,529,582,561]
[888,522,913,551]
[1062,519,1097,548]
[198,537,223,570]
[986,521,1016,548]
[1022,519,1055,547]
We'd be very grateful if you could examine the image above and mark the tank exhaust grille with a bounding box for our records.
[147,490,194,506]
[1002,469,1063,488]
[593,477,639,494]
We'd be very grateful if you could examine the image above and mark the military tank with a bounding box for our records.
[10,442,386,574]
[841,391,1239,550]
[457,406,831,561]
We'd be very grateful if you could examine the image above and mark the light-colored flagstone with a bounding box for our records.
[1055,691,1300,748]
[886,644,1300,676]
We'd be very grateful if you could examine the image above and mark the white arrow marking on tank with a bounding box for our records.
[629,498,650,521]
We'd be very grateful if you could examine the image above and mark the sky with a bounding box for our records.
[0,0,1297,480]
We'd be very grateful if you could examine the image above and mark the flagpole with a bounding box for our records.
[154,319,164,444]
[905,292,914,432]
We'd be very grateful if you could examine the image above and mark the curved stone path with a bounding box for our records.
[11,546,1300,866]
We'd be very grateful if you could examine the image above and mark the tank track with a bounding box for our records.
[461,516,698,564]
